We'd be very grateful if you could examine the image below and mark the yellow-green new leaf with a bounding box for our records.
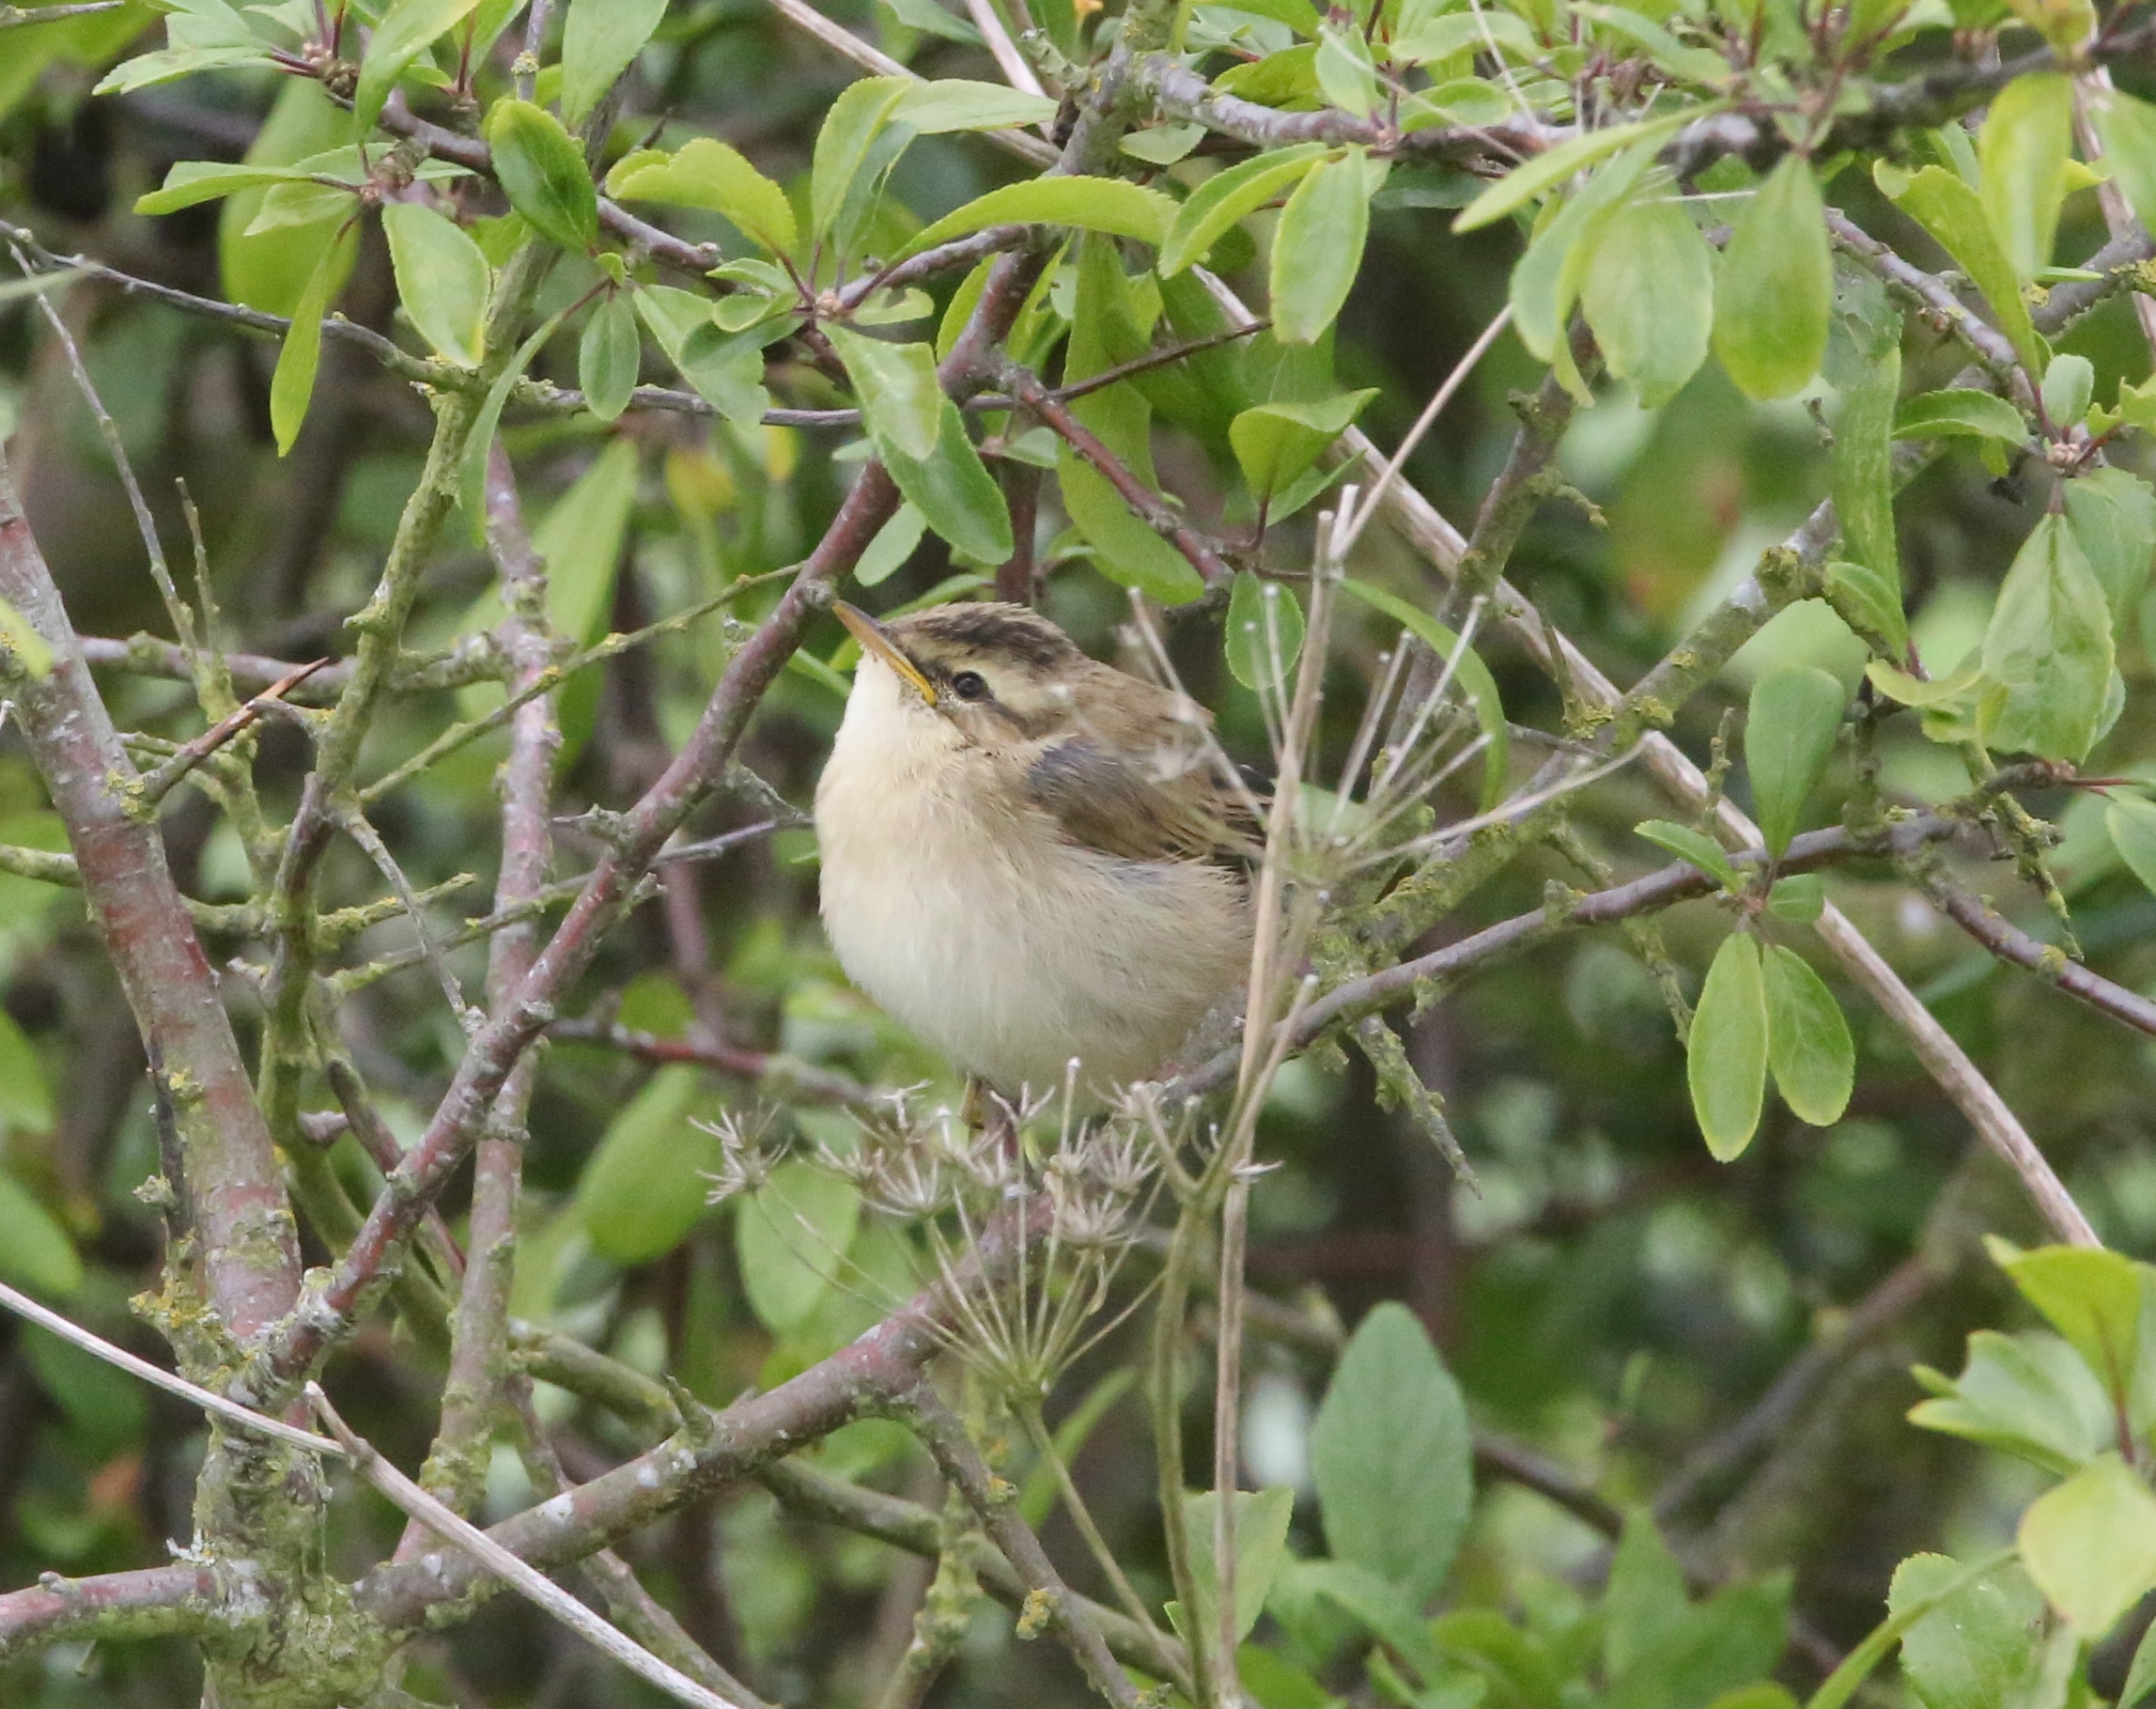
[380,201,490,367]
[1271,148,1375,344]
[485,99,598,254]
[1713,157,1830,400]
[1224,573,1306,692]
[2106,794,2156,899]
[1762,944,1853,1126]
[1877,163,2042,374]
[271,222,356,456]
[1979,512,2115,762]
[609,136,798,257]
[560,0,668,126]
[894,79,1059,132]
[811,76,914,246]
[1160,144,1330,277]
[876,397,1012,564]
[1579,189,1712,407]
[897,176,1178,261]
[1978,71,2073,281]
[2093,87,2156,241]
[578,292,641,423]
[738,1160,861,1333]
[578,1066,721,1265]
[1689,932,1768,1161]
[354,0,481,133]
[1746,664,1845,856]
[826,325,942,461]
[1453,112,1685,231]
[2019,1453,2156,1637]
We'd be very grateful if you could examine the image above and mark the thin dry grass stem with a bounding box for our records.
[304,1385,752,1709]
[1339,307,1513,556]
[0,1278,344,1457]
[1016,1400,1176,1660]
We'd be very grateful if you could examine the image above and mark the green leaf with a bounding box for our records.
[354,0,480,133]
[1713,157,1831,401]
[137,158,316,216]
[381,201,491,367]
[577,1066,721,1264]
[875,397,1012,563]
[1605,1514,1691,1682]
[485,99,599,254]
[1453,111,1685,232]
[1892,387,2030,443]
[1979,512,2115,762]
[1314,23,1378,116]
[1310,1301,1473,1607]
[894,79,1058,132]
[1292,1558,1448,1681]
[1636,818,1743,890]
[0,1173,80,1298]
[1271,148,1375,344]
[560,0,668,125]
[270,221,356,457]
[458,308,570,543]
[1184,1486,1297,1644]
[1762,944,1853,1126]
[1990,1241,2148,1407]
[1510,140,1658,401]
[636,287,774,427]
[1224,573,1306,691]
[535,436,640,643]
[578,292,641,422]
[1688,932,1768,1161]
[1745,665,1843,856]
[219,81,356,319]
[1765,873,1825,923]
[1908,1328,2114,1475]
[2126,1612,2156,1709]
[811,76,913,247]
[1336,579,1509,809]
[1058,239,1203,604]
[0,1007,52,1134]
[1824,560,1908,656]
[899,176,1179,261]
[2063,466,2156,619]
[2107,795,2156,899]
[1830,336,1900,595]
[2018,1452,2156,1637]
[1890,1554,2047,1709]
[1876,163,2041,375]
[1580,191,1713,407]
[1605,1576,1791,1709]
[826,325,942,462]
[608,136,799,256]
[1161,144,1331,278]
[737,1159,861,1334]
[2093,87,2156,241]
[1229,390,1376,500]
[854,501,926,588]
[1978,71,2073,282]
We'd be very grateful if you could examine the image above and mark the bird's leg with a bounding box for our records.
[961,1075,988,1131]
[962,1076,1022,1162]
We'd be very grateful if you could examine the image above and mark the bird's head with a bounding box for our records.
[832,600,1094,743]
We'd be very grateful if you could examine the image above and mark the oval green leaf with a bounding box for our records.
[577,1065,721,1265]
[355,0,481,133]
[1453,112,1684,232]
[609,135,799,257]
[1579,189,1713,407]
[898,176,1178,261]
[1689,931,1768,1161]
[1978,71,2073,283]
[827,325,942,462]
[1635,818,1743,891]
[381,200,491,367]
[270,221,357,457]
[1224,571,1306,692]
[0,1173,81,1298]
[560,0,668,126]
[876,397,1013,563]
[1161,144,1330,278]
[1745,663,1844,856]
[578,291,641,422]
[1271,148,1373,345]
[1713,156,1831,401]
[1762,943,1853,1126]
[485,98,599,254]
[737,1158,861,1334]
[1979,512,2116,762]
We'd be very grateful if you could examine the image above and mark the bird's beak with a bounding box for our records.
[833,601,938,706]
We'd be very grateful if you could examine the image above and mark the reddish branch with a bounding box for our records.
[999,362,1236,589]
[0,1564,219,1659]
[0,451,300,1342]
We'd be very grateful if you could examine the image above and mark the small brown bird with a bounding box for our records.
[815,600,1253,1104]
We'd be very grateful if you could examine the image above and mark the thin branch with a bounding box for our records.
[1000,361,1236,587]
[0,1,126,23]
[1914,862,2156,1040]
[0,1565,218,1660]
[1341,306,1512,555]
[308,1385,750,1709]
[898,1384,1143,1709]
[547,1017,877,1107]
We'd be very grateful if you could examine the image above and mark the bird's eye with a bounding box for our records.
[951,670,990,702]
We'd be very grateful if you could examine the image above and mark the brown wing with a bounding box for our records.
[1025,735,1260,864]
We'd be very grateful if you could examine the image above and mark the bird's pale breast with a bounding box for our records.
[815,663,1249,1098]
